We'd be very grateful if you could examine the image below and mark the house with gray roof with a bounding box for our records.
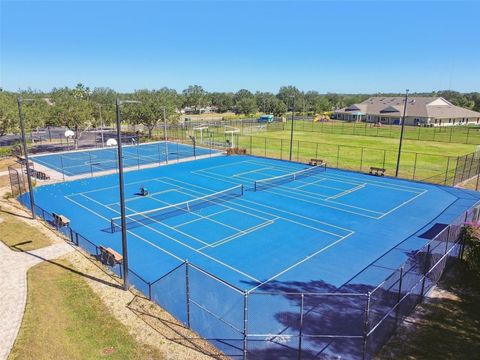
[334,96,480,126]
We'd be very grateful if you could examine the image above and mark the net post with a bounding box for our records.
[420,244,431,299]
[254,181,257,192]
[243,290,249,360]
[185,261,191,329]
[394,266,404,326]
[444,225,451,254]
[360,147,364,171]
[362,291,371,360]
[297,293,304,360]
[336,145,340,168]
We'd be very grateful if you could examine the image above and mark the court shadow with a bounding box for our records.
[240,278,375,359]
[20,249,123,290]
[126,295,227,359]
[0,208,33,220]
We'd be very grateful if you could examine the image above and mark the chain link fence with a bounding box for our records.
[234,135,480,190]
[280,119,480,145]
[15,183,480,359]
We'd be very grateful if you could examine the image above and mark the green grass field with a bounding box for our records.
[283,120,480,145]
[234,129,478,184]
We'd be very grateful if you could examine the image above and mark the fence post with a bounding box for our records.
[466,126,470,144]
[394,266,404,326]
[264,137,267,157]
[297,294,304,360]
[249,136,252,155]
[412,153,418,180]
[444,157,451,185]
[420,244,431,299]
[243,291,249,360]
[186,261,191,328]
[444,226,451,254]
[449,126,453,142]
[336,145,340,168]
[280,139,283,160]
[359,147,364,171]
[60,155,66,181]
[382,150,386,170]
[362,292,371,360]
[315,143,319,160]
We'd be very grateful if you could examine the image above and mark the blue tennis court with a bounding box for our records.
[30,141,216,176]
[21,154,480,359]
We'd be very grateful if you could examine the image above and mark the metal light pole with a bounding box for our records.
[98,104,105,147]
[115,97,141,291]
[395,89,409,177]
[289,96,295,161]
[17,97,36,219]
[163,106,169,164]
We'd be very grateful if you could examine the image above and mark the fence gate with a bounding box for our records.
[8,165,26,197]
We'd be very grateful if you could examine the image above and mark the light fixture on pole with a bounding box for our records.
[289,96,295,161]
[395,89,410,177]
[115,97,141,291]
[17,97,36,219]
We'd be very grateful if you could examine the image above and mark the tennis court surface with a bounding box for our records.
[20,154,480,359]
[30,140,216,176]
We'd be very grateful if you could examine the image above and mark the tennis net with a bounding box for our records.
[110,184,244,232]
[254,164,326,191]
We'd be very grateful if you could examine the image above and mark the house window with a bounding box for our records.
[434,119,437,124]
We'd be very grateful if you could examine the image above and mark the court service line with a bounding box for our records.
[247,232,354,293]
[325,183,366,201]
[172,208,231,228]
[377,189,428,219]
[160,177,353,236]
[203,220,275,249]
[64,194,261,283]
[232,167,273,178]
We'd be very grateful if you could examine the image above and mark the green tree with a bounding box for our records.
[236,98,257,116]
[209,92,234,113]
[90,87,116,128]
[0,92,18,136]
[182,85,208,113]
[271,98,288,117]
[255,92,276,113]
[48,87,94,149]
[124,88,179,138]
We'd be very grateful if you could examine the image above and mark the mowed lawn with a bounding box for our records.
[283,120,480,145]
[235,129,477,183]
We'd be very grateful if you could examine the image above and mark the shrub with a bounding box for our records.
[463,222,480,276]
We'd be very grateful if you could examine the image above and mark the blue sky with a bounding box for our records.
[1,0,479,93]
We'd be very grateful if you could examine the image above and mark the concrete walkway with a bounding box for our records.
[0,241,74,360]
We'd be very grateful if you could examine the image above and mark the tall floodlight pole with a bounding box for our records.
[289,96,295,161]
[163,106,169,164]
[98,104,105,147]
[17,97,36,219]
[115,97,141,291]
[395,89,409,177]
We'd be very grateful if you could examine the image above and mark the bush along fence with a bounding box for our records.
[278,119,480,145]
[234,134,480,190]
[14,188,480,359]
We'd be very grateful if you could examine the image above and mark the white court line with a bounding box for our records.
[245,159,424,193]
[326,183,366,201]
[232,167,273,178]
[172,208,231,228]
[247,232,354,293]
[154,179,274,223]
[140,191,248,234]
[202,220,275,249]
[81,193,212,247]
[65,193,261,283]
[377,189,428,219]
[106,188,180,207]
[293,178,328,190]
[196,169,383,217]
[161,177,353,236]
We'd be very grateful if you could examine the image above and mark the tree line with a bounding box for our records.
[1,84,479,138]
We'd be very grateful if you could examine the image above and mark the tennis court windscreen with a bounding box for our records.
[254,164,326,191]
[110,184,244,232]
